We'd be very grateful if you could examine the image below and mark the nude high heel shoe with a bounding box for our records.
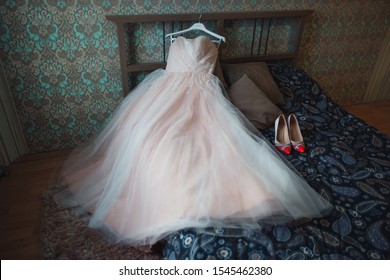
[288,114,305,153]
[274,114,291,155]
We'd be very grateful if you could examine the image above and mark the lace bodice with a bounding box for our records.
[165,36,218,73]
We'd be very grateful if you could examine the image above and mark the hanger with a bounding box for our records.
[165,14,226,44]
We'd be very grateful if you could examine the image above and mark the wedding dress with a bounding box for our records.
[57,36,332,246]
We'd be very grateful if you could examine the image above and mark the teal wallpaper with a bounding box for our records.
[0,0,389,153]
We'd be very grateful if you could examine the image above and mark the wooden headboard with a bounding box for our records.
[106,10,313,95]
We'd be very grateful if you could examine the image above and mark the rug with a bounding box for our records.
[40,184,163,259]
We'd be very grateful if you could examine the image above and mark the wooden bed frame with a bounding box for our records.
[106,10,313,95]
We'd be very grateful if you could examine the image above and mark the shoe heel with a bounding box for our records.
[274,114,291,155]
[288,114,305,153]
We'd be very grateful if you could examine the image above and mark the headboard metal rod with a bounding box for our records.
[222,53,295,64]
[264,18,272,55]
[292,16,308,64]
[127,62,166,72]
[250,19,257,56]
[257,19,264,55]
[162,22,166,63]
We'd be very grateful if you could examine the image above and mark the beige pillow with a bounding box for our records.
[227,75,281,130]
[222,62,285,105]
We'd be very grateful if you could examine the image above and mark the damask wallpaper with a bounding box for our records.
[0,0,389,153]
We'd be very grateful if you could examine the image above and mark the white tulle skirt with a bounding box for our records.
[56,69,332,246]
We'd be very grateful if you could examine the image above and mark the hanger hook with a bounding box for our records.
[198,13,203,23]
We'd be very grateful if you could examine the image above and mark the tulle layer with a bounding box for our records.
[56,69,332,246]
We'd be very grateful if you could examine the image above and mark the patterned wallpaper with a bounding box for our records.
[0,0,389,153]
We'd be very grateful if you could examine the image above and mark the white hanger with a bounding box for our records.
[165,15,226,44]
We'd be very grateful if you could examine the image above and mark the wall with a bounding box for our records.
[364,26,390,103]
[0,0,389,153]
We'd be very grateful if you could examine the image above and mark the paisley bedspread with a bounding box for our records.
[162,64,390,260]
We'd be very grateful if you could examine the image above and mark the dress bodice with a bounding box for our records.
[166,36,218,73]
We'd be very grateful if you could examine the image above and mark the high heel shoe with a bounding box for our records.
[274,114,291,155]
[287,114,305,153]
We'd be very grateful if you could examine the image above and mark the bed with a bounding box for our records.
[44,10,389,260]
[161,63,390,260]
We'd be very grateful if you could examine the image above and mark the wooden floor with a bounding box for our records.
[0,149,71,259]
[0,100,389,260]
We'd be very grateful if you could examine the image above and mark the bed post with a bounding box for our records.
[293,14,310,64]
[116,22,129,96]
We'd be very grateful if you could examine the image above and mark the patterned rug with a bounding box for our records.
[40,184,163,260]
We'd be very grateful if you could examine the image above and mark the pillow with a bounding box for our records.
[227,75,282,130]
[222,62,285,105]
